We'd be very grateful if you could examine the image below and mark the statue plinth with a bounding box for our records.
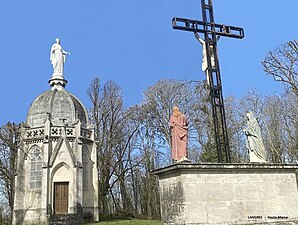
[49,74,68,90]
[152,163,298,225]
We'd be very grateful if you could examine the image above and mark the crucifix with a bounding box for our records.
[172,0,244,163]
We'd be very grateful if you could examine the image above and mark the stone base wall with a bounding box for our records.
[49,213,83,225]
[13,209,48,225]
[152,163,298,225]
[162,220,298,225]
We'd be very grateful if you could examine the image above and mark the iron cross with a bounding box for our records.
[172,0,244,163]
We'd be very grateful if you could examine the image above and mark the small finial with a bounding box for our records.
[59,118,68,126]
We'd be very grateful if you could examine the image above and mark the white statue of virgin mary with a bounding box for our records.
[243,111,266,163]
[50,38,70,76]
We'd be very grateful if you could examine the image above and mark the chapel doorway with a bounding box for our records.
[54,182,69,214]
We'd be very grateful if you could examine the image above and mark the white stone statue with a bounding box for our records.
[243,111,266,163]
[194,33,219,87]
[50,38,70,76]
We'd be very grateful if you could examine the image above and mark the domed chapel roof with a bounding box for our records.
[26,88,88,128]
[26,38,88,128]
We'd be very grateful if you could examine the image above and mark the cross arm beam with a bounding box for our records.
[172,17,244,39]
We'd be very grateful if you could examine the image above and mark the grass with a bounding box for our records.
[86,218,162,225]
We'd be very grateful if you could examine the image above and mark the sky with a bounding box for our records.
[0,0,297,126]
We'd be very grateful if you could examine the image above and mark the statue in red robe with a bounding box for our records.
[170,106,189,162]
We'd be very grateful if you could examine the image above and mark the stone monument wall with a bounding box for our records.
[153,163,298,225]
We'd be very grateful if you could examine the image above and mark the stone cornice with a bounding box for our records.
[152,163,298,176]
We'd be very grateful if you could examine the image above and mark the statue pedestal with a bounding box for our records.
[49,74,68,90]
[152,163,298,225]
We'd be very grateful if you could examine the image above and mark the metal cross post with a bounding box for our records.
[172,0,244,163]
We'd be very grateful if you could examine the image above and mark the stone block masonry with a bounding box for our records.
[152,163,298,225]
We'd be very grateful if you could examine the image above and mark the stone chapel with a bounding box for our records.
[12,39,99,225]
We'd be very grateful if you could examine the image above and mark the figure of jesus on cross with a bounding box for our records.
[194,32,220,87]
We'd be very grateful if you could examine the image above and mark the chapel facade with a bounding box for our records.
[12,40,99,225]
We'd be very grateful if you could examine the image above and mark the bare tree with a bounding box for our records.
[262,40,298,162]
[88,78,142,216]
[0,122,20,223]
[262,40,298,97]
[262,95,285,163]
[224,96,247,162]
[88,79,124,215]
[279,92,298,162]
[132,104,161,219]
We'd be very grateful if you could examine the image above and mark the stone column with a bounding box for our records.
[75,121,83,215]
[90,128,99,221]
[41,119,51,222]
[12,142,26,225]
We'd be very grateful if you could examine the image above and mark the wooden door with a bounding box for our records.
[54,182,69,214]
